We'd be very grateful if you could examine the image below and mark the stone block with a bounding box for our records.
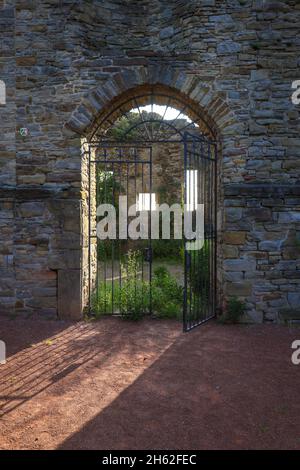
[245,208,271,222]
[225,281,252,296]
[258,240,282,251]
[246,159,270,170]
[224,258,256,272]
[19,202,44,218]
[224,272,244,282]
[223,245,239,258]
[283,247,299,260]
[50,233,81,250]
[278,212,300,223]
[250,70,269,81]
[26,296,57,309]
[245,309,264,323]
[159,26,174,39]
[217,40,241,54]
[288,293,300,309]
[58,269,82,320]
[48,250,81,270]
[225,207,242,222]
[18,174,46,185]
[223,231,246,244]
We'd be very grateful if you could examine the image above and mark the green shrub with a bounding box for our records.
[152,239,183,260]
[152,266,183,305]
[221,296,246,324]
[91,257,183,321]
[154,299,182,319]
[119,250,148,320]
[119,279,150,320]
[91,282,117,315]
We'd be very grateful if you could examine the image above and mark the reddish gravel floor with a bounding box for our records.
[0,317,299,450]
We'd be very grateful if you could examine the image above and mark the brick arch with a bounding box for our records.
[65,66,238,141]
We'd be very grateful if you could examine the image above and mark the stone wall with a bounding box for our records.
[224,184,300,322]
[0,0,299,321]
[137,142,183,205]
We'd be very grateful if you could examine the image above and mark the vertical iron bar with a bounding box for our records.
[117,149,121,314]
[134,147,137,316]
[188,144,192,329]
[192,136,196,327]
[196,138,201,324]
[96,162,99,312]
[141,161,144,307]
[208,142,213,319]
[126,158,129,315]
[200,140,204,322]
[183,134,188,331]
[204,142,208,321]
[111,161,115,315]
[104,148,107,314]
[214,143,218,318]
[88,145,91,315]
[149,146,153,315]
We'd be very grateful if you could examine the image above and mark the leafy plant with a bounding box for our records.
[152,265,183,318]
[91,257,183,321]
[119,250,149,320]
[221,296,246,324]
[152,238,183,260]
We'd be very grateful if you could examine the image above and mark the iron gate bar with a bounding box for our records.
[91,160,152,164]
[121,118,193,141]
[85,136,218,147]
[214,143,218,319]
[183,136,188,330]
[88,145,91,314]
[149,146,153,315]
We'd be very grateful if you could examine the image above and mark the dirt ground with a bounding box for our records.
[0,317,299,450]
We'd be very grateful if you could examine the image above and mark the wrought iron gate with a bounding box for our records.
[87,135,217,331]
[183,133,217,331]
[88,143,153,318]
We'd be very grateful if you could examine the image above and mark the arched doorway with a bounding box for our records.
[82,84,218,331]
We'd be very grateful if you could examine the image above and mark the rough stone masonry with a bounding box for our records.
[0,0,299,322]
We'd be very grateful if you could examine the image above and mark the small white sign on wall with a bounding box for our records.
[0,340,6,364]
